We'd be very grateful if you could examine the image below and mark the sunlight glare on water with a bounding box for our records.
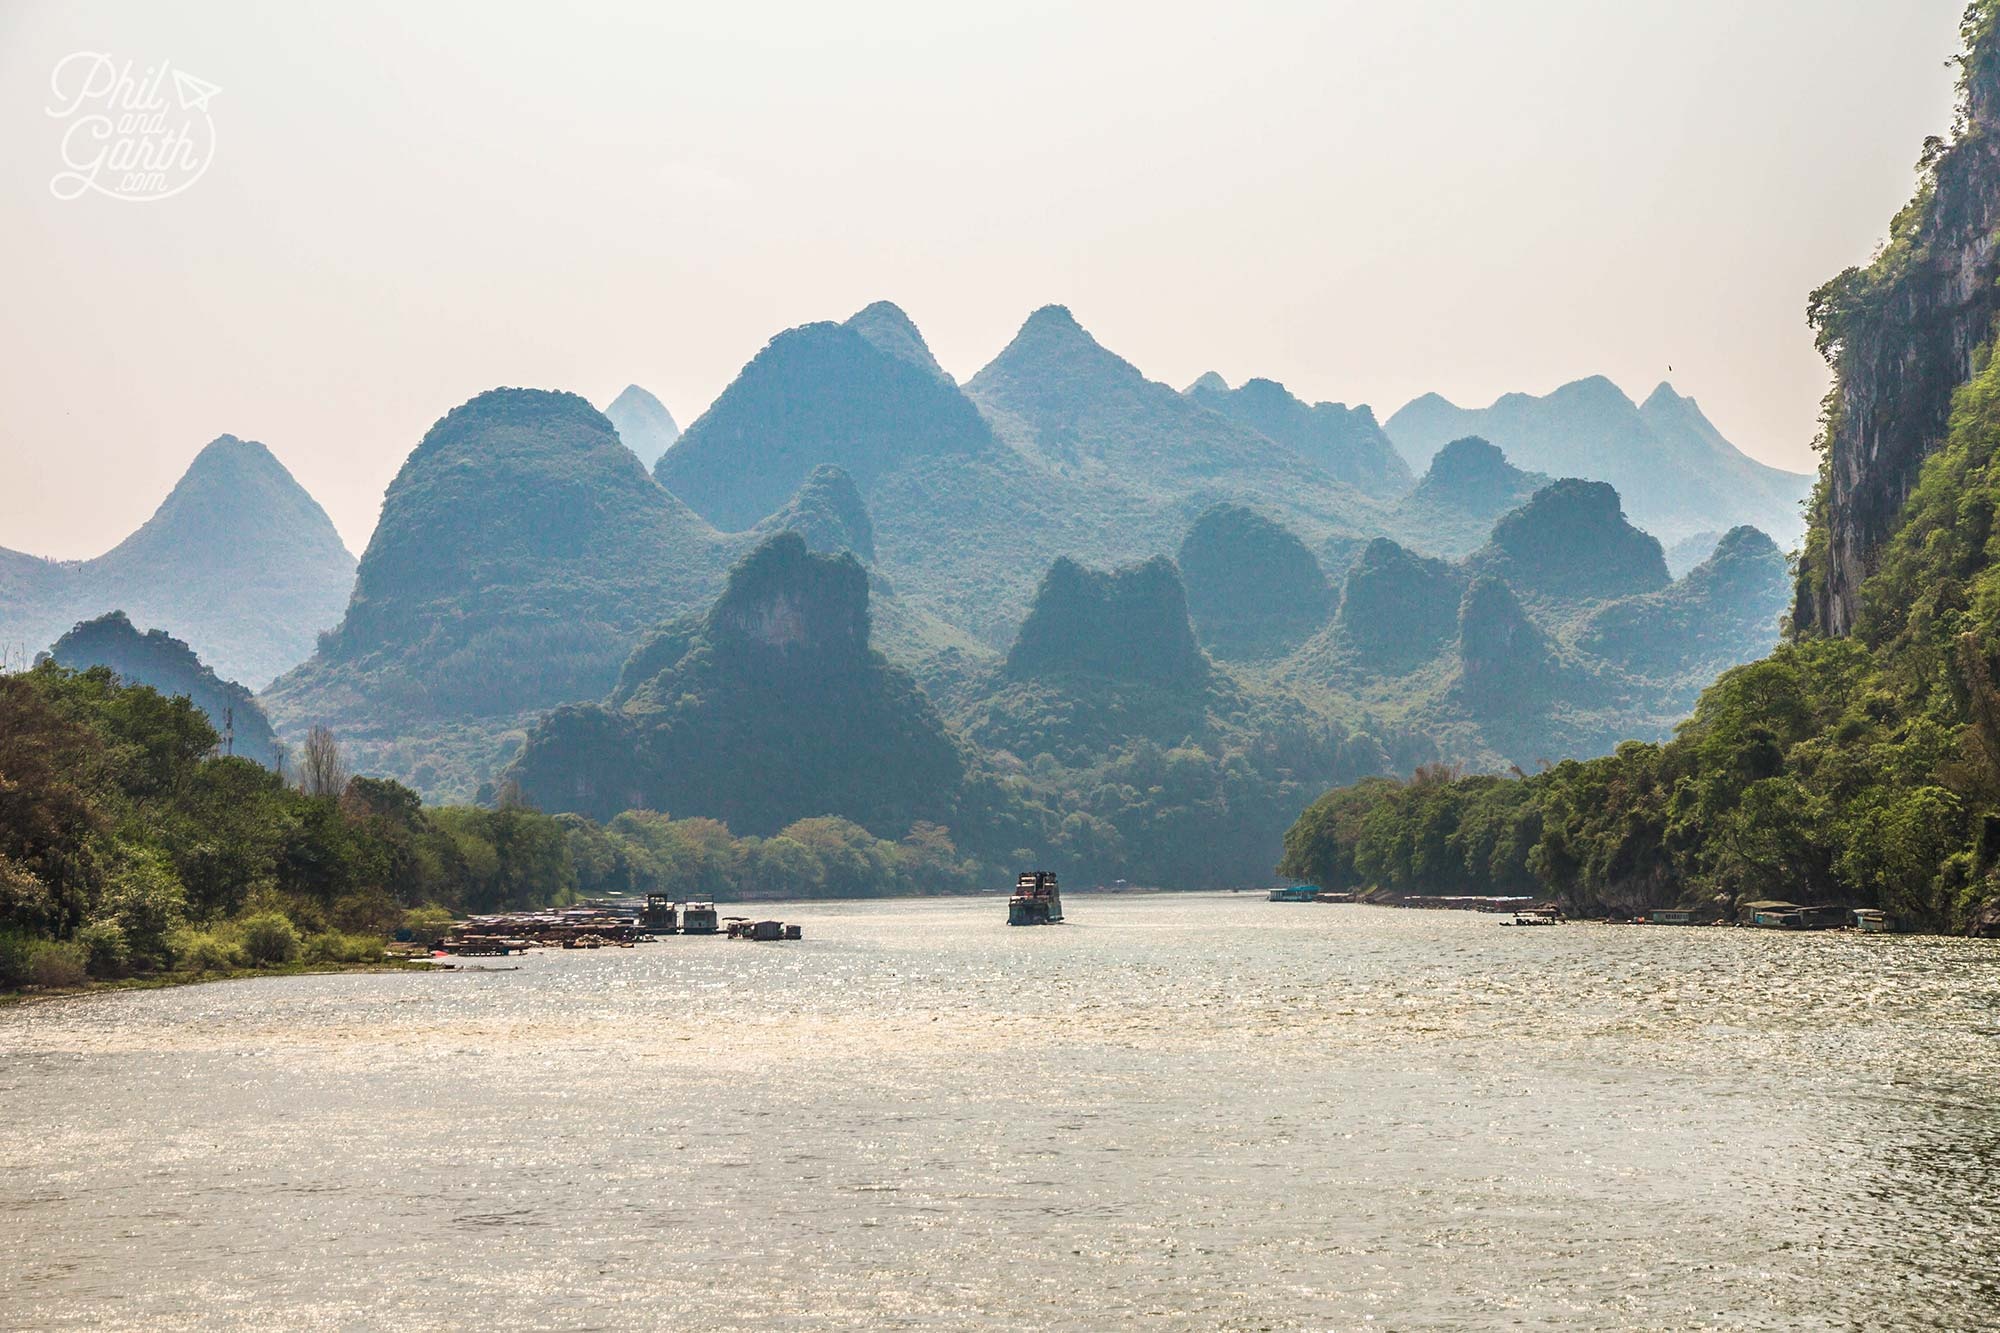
[2,894,1997,1330]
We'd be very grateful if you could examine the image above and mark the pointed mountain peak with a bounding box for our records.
[140,434,349,558]
[1185,371,1229,395]
[609,383,671,418]
[845,300,950,381]
[1641,381,1687,411]
[181,433,288,483]
[1021,303,1083,335]
[1549,374,1637,409]
[971,304,1136,392]
[605,383,682,468]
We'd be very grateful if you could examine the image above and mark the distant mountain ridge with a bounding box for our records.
[0,435,356,688]
[965,306,1381,534]
[1384,377,1809,545]
[1183,374,1411,498]
[658,308,997,532]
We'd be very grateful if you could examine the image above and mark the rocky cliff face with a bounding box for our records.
[1796,17,2000,635]
[706,531,870,663]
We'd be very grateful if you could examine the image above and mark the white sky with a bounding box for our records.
[0,0,1969,558]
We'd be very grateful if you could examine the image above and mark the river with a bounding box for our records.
[2,893,1997,1330]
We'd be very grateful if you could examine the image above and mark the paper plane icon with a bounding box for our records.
[172,69,221,112]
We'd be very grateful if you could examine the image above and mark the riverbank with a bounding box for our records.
[0,956,437,1008]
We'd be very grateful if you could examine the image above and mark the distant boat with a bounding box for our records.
[1008,871,1064,925]
[1268,885,1318,903]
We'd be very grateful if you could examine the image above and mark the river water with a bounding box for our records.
[2,894,1997,1331]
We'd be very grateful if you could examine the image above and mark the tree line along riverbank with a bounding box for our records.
[0,663,988,996]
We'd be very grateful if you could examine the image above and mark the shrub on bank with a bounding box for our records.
[26,940,88,989]
[400,904,457,945]
[239,913,302,966]
[77,920,131,978]
[171,927,245,973]
[302,931,384,964]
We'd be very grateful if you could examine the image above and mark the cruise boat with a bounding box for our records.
[1008,871,1064,925]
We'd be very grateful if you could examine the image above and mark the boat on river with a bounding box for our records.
[1008,871,1064,925]
[1268,885,1318,902]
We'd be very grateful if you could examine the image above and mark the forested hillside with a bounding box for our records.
[262,388,735,799]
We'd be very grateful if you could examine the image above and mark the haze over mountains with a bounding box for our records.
[0,295,1802,878]
[602,385,681,468]
[1385,377,1810,545]
[45,610,283,769]
[0,436,355,688]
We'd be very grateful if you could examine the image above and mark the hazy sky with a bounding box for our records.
[0,0,1969,558]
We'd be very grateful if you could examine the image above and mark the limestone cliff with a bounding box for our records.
[1797,9,2000,634]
